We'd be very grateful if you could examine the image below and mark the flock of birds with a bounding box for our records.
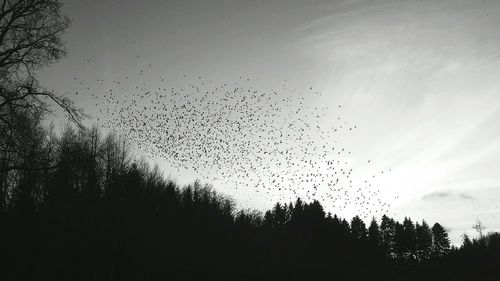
[72,59,396,218]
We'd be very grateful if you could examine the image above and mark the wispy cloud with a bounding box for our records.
[475,209,500,215]
[458,193,474,200]
[422,191,452,200]
[422,191,475,201]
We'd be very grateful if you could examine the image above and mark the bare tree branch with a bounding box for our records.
[0,0,84,175]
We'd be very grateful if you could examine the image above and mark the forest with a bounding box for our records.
[1,122,499,280]
[1,1,499,280]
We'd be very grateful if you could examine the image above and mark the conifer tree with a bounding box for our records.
[351,215,367,240]
[368,217,381,246]
[380,215,396,257]
[415,220,434,260]
[432,223,451,257]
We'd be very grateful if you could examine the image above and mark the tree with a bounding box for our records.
[0,0,83,174]
[380,215,396,257]
[415,220,433,260]
[10,111,48,214]
[350,215,367,240]
[305,200,325,226]
[401,217,417,258]
[262,209,275,232]
[289,197,304,223]
[461,232,472,249]
[272,202,288,230]
[394,221,405,258]
[432,223,450,257]
[0,0,68,74]
[472,218,486,239]
[368,217,381,246]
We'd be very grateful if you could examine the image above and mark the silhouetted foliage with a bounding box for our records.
[415,220,433,260]
[380,214,397,258]
[1,111,499,280]
[351,215,367,240]
[368,217,381,247]
[396,217,417,261]
[0,0,83,181]
[431,223,451,257]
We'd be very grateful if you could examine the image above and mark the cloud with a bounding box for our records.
[476,209,500,215]
[422,191,451,200]
[458,193,475,200]
[422,191,475,201]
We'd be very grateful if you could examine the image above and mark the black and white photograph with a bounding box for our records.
[1,0,500,280]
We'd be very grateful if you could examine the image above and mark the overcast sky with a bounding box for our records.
[39,0,500,244]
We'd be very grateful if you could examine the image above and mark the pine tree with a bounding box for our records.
[273,202,288,230]
[461,233,472,249]
[351,215,367,240]
[368,217,381,247]
[402,217,417,259]
[415,220,433,260]
[432,223,451,257]
[394,221,405,258]
[380,215,396,257]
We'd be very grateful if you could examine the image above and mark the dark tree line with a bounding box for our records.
[259,201,451,263]
[1,117,497,281]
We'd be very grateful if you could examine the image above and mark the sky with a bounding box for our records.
[38,0,500,245]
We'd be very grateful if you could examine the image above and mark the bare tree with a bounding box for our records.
[0,0,83,173]
[472,218,486,239]
[1,0,68,76]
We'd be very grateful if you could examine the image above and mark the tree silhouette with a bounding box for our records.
[472,218,486,239]
[0,0,82,179]
[432,223,451,257]
[399,217,417,260]
[415,220,433,260]
[380,214,396,257]
[368,217,381,247]
[350,215,367,240]
[461,232,472,249]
